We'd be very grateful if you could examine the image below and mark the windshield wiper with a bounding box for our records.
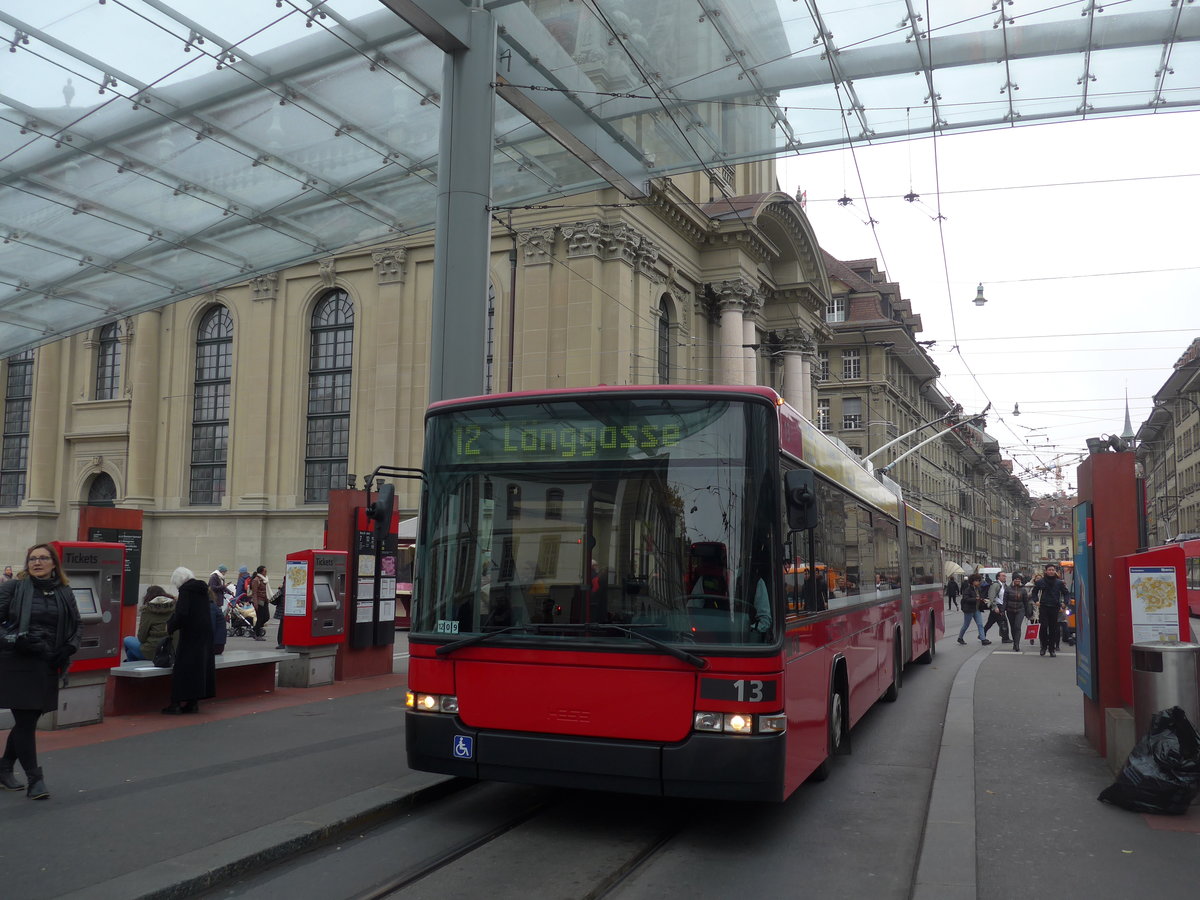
[433,621,708,669]
[581,622,708,669]
[435,624,533,656]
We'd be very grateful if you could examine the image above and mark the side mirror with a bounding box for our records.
[785,469,818,531]
[368,482,395,544]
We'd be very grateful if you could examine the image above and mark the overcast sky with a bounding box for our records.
[778,110,1200,496]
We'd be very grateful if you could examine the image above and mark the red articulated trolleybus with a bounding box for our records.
[405,385,943,801]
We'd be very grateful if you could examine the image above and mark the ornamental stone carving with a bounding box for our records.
[608,224,641,264]
[318,257,337,288]
[250,272,279,302]
[371,246,407,285]
[708,278,755,314]
[636,239,662,281]
[561,221,607,258]
[769,328,816,354]
[560,221,654,265]
[517,226,556,265]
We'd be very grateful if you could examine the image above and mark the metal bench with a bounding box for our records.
[105,649,300,716]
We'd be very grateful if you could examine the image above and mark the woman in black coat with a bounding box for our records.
[0,543,82,799]
[163,567,216,714]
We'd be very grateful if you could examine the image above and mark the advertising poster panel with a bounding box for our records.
[1074,502,1097,701]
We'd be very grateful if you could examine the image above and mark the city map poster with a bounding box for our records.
[1128,565,1181,642]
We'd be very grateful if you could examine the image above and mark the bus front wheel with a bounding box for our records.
[809,684,846,783]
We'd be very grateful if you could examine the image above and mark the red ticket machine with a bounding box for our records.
[47,541,125,728]
[278,549,347,687]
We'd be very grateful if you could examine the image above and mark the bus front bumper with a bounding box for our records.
[406,711,786,801]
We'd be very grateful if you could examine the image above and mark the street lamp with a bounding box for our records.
[973,284,987,306]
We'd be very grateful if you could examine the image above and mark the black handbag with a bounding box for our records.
[152,635,176,668]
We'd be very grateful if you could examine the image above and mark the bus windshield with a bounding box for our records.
[414,396,777,648]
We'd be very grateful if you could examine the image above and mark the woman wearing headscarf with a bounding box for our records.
[0,543,82,799]
[162,567,215,714]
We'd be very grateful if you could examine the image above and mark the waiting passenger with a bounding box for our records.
[122,586,177,662]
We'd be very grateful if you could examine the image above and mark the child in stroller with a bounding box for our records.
[228,597,258,637]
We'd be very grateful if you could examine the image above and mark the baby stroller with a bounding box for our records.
[228,599,258,638]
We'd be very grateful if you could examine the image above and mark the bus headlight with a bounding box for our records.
[409,692,459,714]
[724,713,753,734]
[693,711,723,732]
[692,711,786,735]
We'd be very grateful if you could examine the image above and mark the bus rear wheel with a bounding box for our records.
[915,612,937,665]
[882,638,902,702]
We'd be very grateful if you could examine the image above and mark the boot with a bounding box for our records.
[0,759,23,791]
[162,703,183,715]
[26,767,48,800]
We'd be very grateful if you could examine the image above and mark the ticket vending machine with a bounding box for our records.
[45,541,125,729]
[278,549,347,687]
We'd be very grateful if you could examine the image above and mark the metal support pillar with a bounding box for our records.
[428,6,496,403]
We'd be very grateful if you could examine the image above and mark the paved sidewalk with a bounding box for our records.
[3,631,1199,899]
[917,635,1200,900]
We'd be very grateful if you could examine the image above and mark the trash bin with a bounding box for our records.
[1131,641,1200,740]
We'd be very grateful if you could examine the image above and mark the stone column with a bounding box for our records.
[742,291,765,386]
[773,328,816,416]
[710,279,753,385]
[24,341,62,510]
[125,312,161,507]
[781,350,806,412]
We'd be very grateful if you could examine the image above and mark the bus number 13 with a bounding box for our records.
[734,680,765,702]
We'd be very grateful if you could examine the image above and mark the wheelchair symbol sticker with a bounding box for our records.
[453,735,474,759]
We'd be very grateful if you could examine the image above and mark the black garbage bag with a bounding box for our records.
[1098,706,1200,815]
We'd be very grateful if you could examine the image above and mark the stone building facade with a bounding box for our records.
[1136,338,1200,545]
[815,256,1031,573]
[1030,495,1076,583]
[0,161,838,582]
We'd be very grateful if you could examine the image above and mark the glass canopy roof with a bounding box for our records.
[1,0,1196,355]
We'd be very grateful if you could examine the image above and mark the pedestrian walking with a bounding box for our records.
[234,565,251,600]
[957,573,990,645]
[944,575,960,611]
[250,565,271,641]
[208,566,231,609]
[1030,564,1071,657]
[162,567,215,714]
[0,543,82,800]
[983,572,1011,643]
[1004,576,1032,651]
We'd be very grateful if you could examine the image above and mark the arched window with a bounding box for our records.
[190,307,232,505]
[305,290,354,503]
[0,350,33,507]
[95,322,122,399]
[87,472,117,507]
[657,296,672,384]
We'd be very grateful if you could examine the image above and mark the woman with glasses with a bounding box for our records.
[0,544,82,800]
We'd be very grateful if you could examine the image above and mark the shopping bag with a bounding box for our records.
[1024,622,1041,643]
